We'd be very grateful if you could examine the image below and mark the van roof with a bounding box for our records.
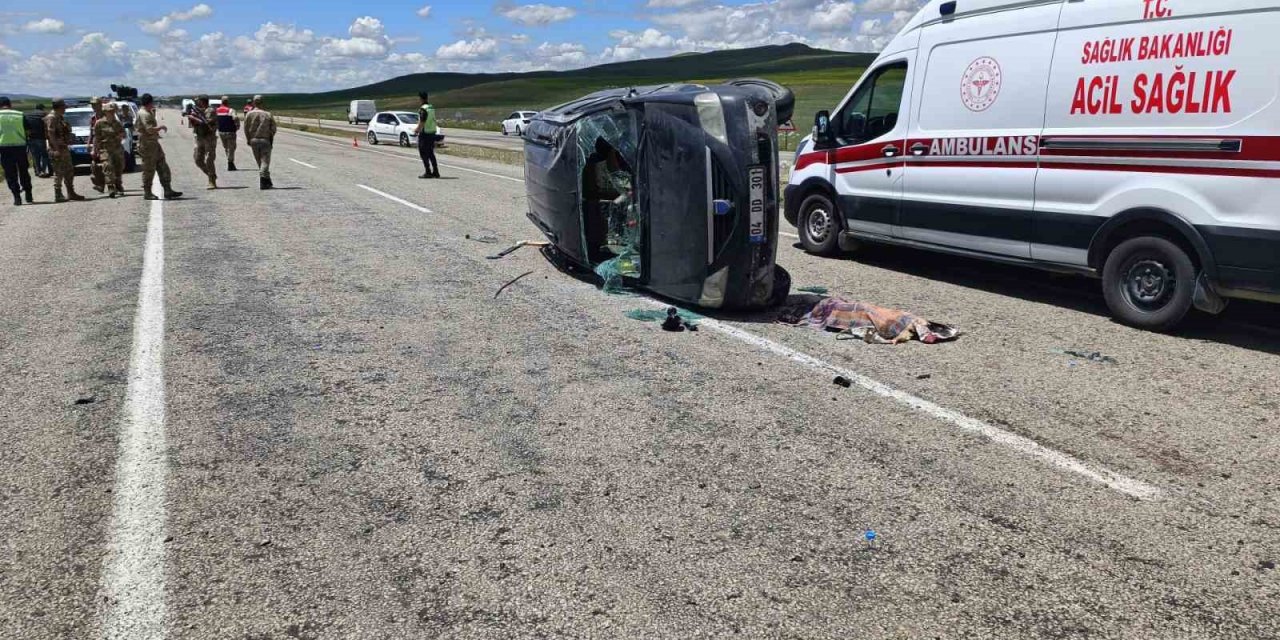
[893,0,1051,45]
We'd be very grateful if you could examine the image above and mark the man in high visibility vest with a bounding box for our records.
[215,95,239,171]
[413,92,440,179]
[0,96,34,206]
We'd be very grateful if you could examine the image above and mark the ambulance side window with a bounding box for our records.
[837,62,907,145]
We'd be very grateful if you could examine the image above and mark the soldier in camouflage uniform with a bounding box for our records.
[93,103,127,198]
[88,97,106,193]
[134,93,182,201]
[187,94,218,189]
[43,99,84,202]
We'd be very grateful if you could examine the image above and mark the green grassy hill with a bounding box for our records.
[269,43,873,130]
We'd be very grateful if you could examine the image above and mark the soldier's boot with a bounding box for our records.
[24,191,33,204]
[266,176,274,189]
[207,177,217,190]
[55,188,67,203]
[228,161,237,172]
[68,190,86,201]
[259,177,270,190]
[11,193,20,206]
[143,185,159,201]
[164,186,183,200]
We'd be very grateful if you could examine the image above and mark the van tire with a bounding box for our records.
[1102,236,1196,331]
[400,133,409,147]
[797,193,842,256]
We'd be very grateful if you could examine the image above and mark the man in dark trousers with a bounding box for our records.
[25,104,50,178]
[0,97,34,206]
[413,92,440,179]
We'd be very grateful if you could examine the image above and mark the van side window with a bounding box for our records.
[837,63,907,145]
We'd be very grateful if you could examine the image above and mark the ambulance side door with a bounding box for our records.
[899,1,1065,258]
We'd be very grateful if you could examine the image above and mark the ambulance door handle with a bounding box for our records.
[910,143,929,156]
[881,144,900,158]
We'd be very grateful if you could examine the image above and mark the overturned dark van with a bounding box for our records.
[523,80,795,309]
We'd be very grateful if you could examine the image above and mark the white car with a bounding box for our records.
[366,111,445,147]
[501,111,537,137]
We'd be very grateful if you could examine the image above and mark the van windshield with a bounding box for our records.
[66,111,93,129]
[838,62,907,143]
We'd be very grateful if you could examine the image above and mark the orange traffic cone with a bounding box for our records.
[352,136,359,148]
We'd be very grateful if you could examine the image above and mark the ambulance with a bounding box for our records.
[786,0,1279,330]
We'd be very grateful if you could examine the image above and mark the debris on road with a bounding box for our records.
[797,286,830,295]
[487,240,550,260]
[73,396,97,405]
[494,271,535,299]
[783,297,960,344]
[1054,349,1120,365]
[833,376,852,388]
[466,234,499,244]
[624,307,700,332]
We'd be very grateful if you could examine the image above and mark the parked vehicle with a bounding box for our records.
[366,111,420,147]
[501,111,538,136]
[348,100,377,125]
[66,105,137,172]
[524,79,795,309]
[787,0,1280,331]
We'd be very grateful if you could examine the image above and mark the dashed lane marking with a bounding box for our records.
[279,128,525,183]
[97,182,170,639]
[289,158,317,169]
[357,183,433,214]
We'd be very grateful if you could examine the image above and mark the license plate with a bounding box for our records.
[748,165,767,244]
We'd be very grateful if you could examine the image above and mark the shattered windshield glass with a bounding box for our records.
[575,110,642,290]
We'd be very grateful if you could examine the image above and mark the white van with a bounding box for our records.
[348,100,377,125]
[787,0,1279,330]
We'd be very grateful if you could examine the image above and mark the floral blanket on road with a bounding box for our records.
[783,297,961,344]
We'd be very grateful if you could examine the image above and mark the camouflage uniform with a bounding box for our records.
[43,109,82,201]
[242,103,277,189]
[93,116,126,197]
[88,101,106,192]
[190,103,218,187]
[134,107,176,197]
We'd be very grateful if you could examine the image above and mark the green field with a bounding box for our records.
[266,44,871,132]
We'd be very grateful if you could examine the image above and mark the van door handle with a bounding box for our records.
[881,144,900,157]
[910,143,929,156]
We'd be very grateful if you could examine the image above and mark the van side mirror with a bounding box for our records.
[814,110,834,147]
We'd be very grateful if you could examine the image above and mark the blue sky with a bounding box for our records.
[0,0,927,95]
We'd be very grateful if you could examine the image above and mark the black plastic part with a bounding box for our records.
[940,1,957,17]
[725,78,796,125]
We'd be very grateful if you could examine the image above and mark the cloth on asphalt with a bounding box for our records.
[782,297,960,344]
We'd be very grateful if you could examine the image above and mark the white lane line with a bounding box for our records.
[289,158,317,169]
[280,128,526,183]
[357,183,433,214]
[98,184,169,639]
[672,309,1161,501]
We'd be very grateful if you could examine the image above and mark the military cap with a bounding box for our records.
[197,94,209,101]
[253,94,264,102]
[51,98,66,108]
[103,102,118,112]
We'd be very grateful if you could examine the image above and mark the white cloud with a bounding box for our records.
[23,18,66,35]
[533,41,586,66]
[499,4,576,27]
[436,37,498,60]
[318,16,392,59]
[609,28,676,50]
[808,1,857,32]
[416,5,433,18]
[233,22,316,61]
[140,3,214,35]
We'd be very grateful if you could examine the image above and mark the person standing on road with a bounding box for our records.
[44,99,85,203]
[188,94,218,189]
[93,103,128,199]
[414,92,440,179]
[135,94,182,201]
[242,95,277,190]
[0,97,34,206]
[216,95,239,172]
[88,97,107,193]
[25,104,50,178]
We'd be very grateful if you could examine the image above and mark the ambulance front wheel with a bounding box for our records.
[1102,236,1196,332]
[798,193,842,256]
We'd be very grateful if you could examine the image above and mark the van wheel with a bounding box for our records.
[1102,236,1196,331]
[400,133,409,147]
[797,193,842,255]
[516,126,522,137]
[368,131,378,146]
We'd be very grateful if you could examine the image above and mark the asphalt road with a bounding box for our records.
[277,115,525,152]
[1,110,1277,639]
